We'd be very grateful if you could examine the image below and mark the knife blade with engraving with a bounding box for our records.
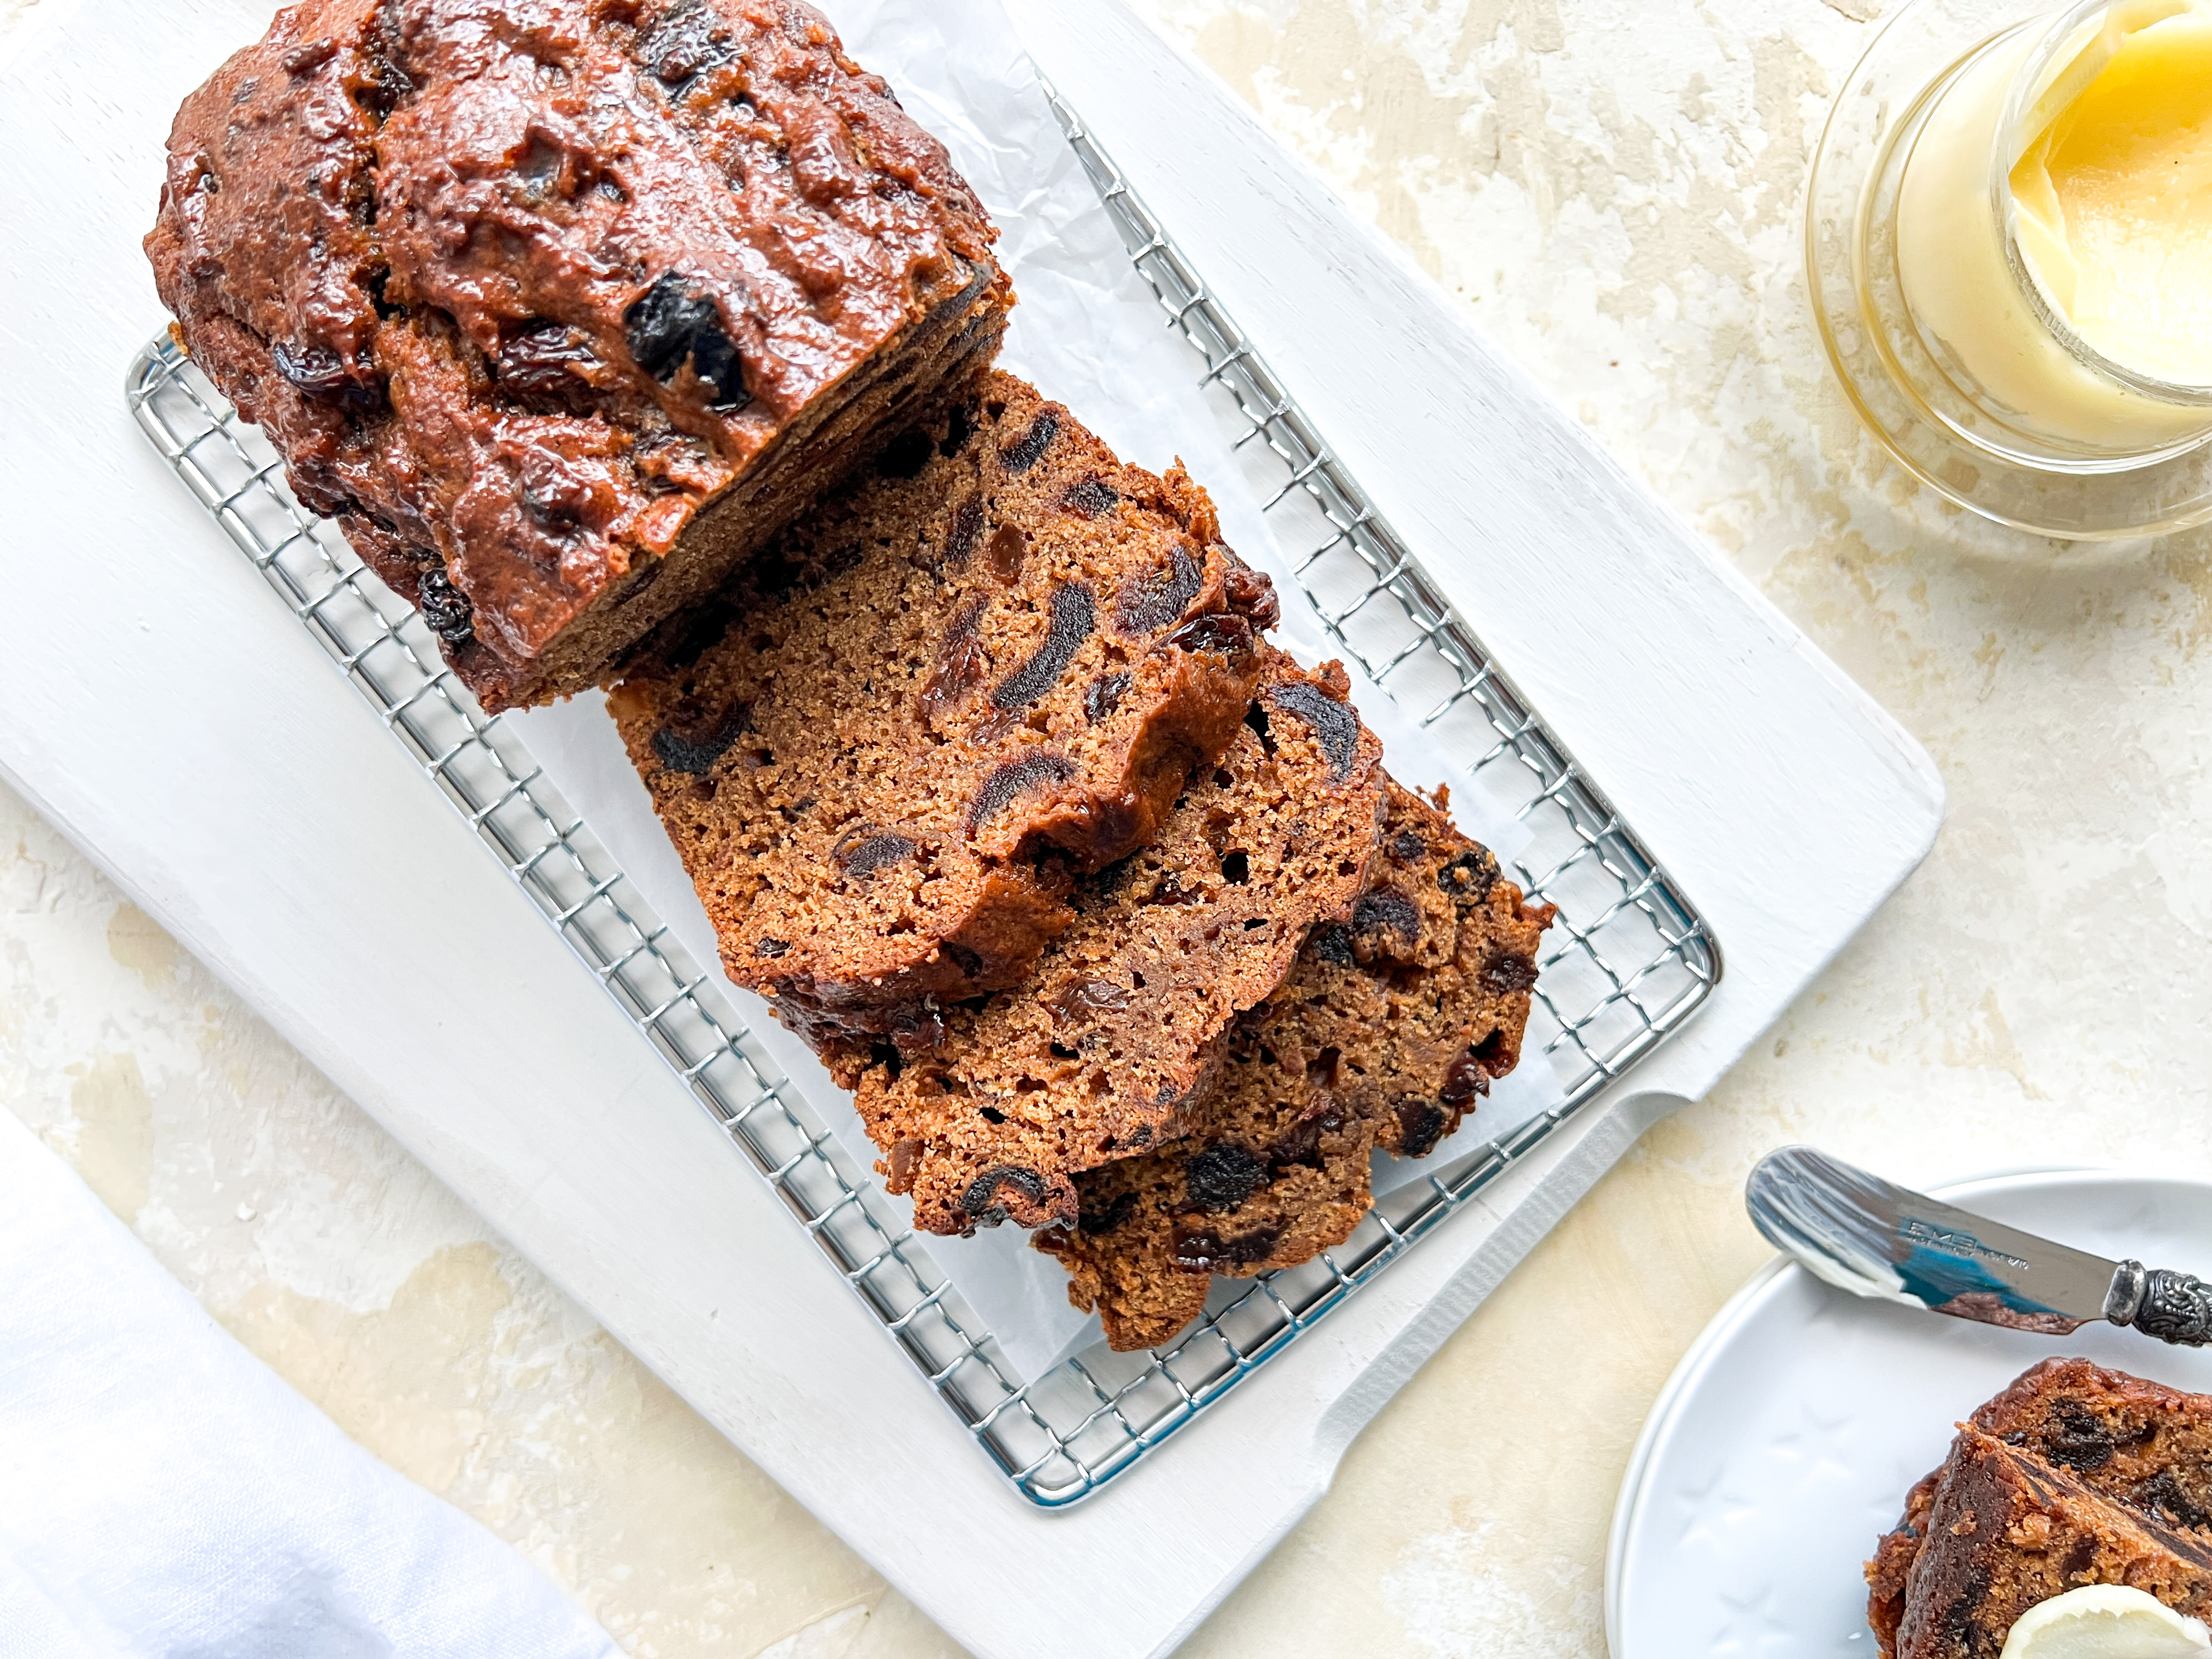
[1744,1146,2212,1346]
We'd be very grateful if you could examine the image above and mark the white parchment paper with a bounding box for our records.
[510,0,1566,1375]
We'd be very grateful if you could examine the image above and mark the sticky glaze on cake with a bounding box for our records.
[611,373,1277,1046]
[147,0,1011,711]
[1037,780,1555,1351]
[841,648,1388,1236]
[1870,1360,2212,1658]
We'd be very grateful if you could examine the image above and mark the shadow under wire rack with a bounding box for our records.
[125,89,1718,1510]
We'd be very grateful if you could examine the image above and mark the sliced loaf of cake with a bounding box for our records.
[611,374,1277,1047]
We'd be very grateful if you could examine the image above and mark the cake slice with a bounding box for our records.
[1871,1359,2212,1653]
[841,648,1388,1236]
[148,0,1012,710]
[1882,1427,2212,1659]
[1037,781,1555,1351]
[611,374,1276,1045]
[1034,1037,1381,1354]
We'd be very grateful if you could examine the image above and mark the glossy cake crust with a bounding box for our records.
[148,0,1010,708]
[1871,1360,2212,1657]
[610,373,1277,1046]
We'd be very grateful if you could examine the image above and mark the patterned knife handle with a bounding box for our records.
[2107,1261,2212,1346]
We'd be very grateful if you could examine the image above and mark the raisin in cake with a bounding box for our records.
[1038,780,1555,1351]
[1032,1025,1381,1353]
[611,374,1276,1044]
[842,648,1388,1236]
[1879,1427,2212,1658]
[1870,1360,2212,1657]
[147,0,1011,711]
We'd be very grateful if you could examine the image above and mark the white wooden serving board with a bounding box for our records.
[0,2,1943,1655]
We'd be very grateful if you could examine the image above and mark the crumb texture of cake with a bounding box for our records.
[1871,1360,2212,1658]
[1037,780,1556,1352]
[610,375,1278,1044]
[147,0,1011,710]
[846,648,1387,1237]
[1033,1041,1379,1354]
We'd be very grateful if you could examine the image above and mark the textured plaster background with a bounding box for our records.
[7,0,2212,1654]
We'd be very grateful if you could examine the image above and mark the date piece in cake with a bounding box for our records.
[1037,781,1555,1351]
[844,649,1388,1236]
[147,0,1012,711]
[611,374,1277,1044]
[1878,1427,2212,1659]
[1870,1358,2212,1655]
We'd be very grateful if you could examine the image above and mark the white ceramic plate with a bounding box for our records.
[1606,1168,2212,1657]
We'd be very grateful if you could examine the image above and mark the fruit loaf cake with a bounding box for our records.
[1037,780,1555,1351]
[839,647,1388,1236]
[147,0,1011,711]
[1877,1425,2212,1658]
[610,373,1279,1046]
[1871,1359,2212,1655]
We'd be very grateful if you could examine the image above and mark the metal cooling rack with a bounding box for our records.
[126,94,1717,1510]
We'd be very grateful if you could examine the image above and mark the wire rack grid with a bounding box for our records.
[1046,84,1720,1111]
[126,95,1717,1510]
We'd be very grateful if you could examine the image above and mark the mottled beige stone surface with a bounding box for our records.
[8,0,2212,1654]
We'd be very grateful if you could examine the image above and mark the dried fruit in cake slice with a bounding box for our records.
[1300,781,1555,1160]
[1037,779,1556,1351]
[611,373,1277,1047]
[148,0,1012,710]
[840,648,1388,1236]
[1881,1426,2212,1659]
[1035,1042,1382,1355]
[1871,1358,2212,1655]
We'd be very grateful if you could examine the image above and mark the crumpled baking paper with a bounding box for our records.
[510,0,1566,1377]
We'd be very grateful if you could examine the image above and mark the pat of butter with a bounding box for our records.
[2012,4,2212,384]
[2001,1586,2212,1658]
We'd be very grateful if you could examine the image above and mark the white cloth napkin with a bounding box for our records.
[0,1109,621,1659]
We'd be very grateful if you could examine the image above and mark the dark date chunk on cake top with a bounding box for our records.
[638,0,738,93]
[623,272,749,409]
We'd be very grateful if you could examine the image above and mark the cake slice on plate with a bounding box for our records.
[1871,1360,2212,1657]
[1882,1427,2212,1658]
[1037,780,1554,1351]
[148,0,1012,710]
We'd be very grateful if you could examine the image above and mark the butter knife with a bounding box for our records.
[1744,1146,2212,1347]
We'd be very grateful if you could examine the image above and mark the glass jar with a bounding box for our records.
[1808,0,2212,536]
